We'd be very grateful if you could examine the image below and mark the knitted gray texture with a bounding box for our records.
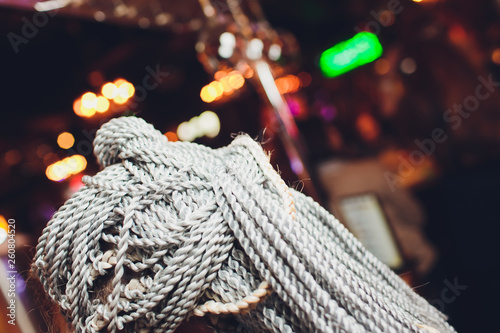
[33,116,456,333]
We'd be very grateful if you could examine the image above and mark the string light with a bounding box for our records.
[46,155,87,182]
[57,132,75,149]
[74,79,135,118]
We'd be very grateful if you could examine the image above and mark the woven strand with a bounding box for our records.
[33,116,455,333]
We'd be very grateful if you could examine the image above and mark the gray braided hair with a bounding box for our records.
[33,116,456,333]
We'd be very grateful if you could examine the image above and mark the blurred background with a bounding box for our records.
[1,0,499,331]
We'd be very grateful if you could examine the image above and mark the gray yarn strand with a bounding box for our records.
[33,116,456,333]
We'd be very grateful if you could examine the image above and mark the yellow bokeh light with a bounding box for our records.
[113,95,128,104]
[227,72,245,89]
[0,215,7,245]
[66,154,87,172]
[80,106,96,117]
[46,164,65,182]
[81,92,97,109]
[219,76,234,94]
[102,83,118,99]
[118,82,135,99]
[208,81,224,98]
[114,78,127,87]
[0,215,7,231]
[46,155,87,182]
[95,96,110,113]
[57,132,75,149]
[206,86,218,99]
[200,85,216,103]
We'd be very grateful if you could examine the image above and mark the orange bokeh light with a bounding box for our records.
[57,132,75,149]
[114,78,127,87]
[492,48,500,65]
[164,131,178,142]
[200,71,246,103]
[214,71,227,81]
[275,75,300,94]
[73,99,84,117]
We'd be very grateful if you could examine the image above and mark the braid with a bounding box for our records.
[33,116,455,333]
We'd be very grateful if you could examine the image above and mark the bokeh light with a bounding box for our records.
[227,72,245,90]
[492,48,500,65]
[46,155,87,182]
[198,111,221,138]
[95,96,110,113]
[374,58,391,75]
[81,92,97,109]
[177,121,198,141]
[117,82,135,99]
[320,32,383,78]
[0,215,7,245]
[164,131,178,142]
[73,98,83,117]
[400,57,417,74]
[57,132,75,149]
[4,149,21,165]
[275,75,301,94]
[113,95,128,104]
[177,111,221,141]
[200,70,246,103]
[102,83,118,99]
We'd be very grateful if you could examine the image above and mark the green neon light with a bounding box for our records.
[319,32,383,78]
